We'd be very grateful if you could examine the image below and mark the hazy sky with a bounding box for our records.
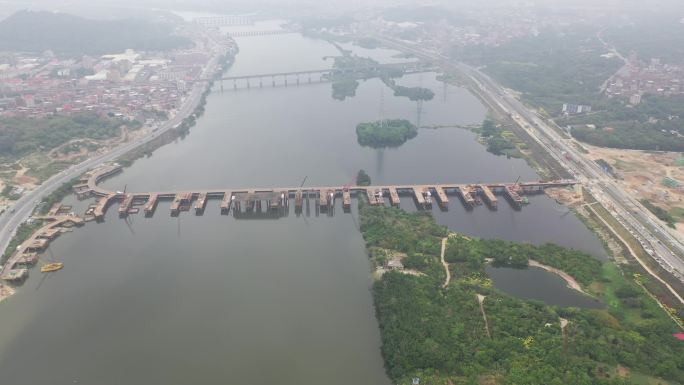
[1,0,683,21]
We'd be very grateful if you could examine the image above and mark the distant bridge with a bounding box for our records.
[194,16,254,27]
[202,61,438,90]
[212,61,433,81]
[227,30,293,37]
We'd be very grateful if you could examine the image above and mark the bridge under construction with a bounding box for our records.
[73,165,578,221]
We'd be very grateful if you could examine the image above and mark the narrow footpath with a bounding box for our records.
[440,237,450,288]
[477,294,492,338]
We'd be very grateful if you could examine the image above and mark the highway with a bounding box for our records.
[373,35,684,291]
[464,65,684,278]
[0,40,224,272]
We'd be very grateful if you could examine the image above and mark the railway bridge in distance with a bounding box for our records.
[201,61,437,90]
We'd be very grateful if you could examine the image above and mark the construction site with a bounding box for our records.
[584,145,684,237]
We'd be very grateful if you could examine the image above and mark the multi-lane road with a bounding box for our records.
[374,35,684,291]
[462,64,684,279]
[0,43,223,270]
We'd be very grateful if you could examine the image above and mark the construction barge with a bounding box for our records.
[1,215,84,283]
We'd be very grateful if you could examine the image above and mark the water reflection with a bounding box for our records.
[486,265,604,308]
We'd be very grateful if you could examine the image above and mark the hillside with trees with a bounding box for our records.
[0,11,191,54]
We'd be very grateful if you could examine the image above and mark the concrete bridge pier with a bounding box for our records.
[308,75,312,83]
[233,80,237,90]
[259,77,263,88]
[247,80,250,89]
[296,75,300,85]
[284,76,288,87]
[272,76,276,87]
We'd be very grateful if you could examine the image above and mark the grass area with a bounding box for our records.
[598,263,623,312]
[629,371,675,385]
[583,191,684,322]
[25,160,74,183]
[585,192,651,263]
[640,199,677,228]
[605,366,673,385]
[669,207,684,223]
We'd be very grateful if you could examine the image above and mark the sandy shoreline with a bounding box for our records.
[527,259,585,293]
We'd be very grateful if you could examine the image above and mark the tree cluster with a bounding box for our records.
[359,204,684,384]
[356,119,418,148]
[0,113,138,161]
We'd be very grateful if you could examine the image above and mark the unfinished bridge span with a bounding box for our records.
[73,165,578,221]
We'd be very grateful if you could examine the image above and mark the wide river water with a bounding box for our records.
[0,27,607,385]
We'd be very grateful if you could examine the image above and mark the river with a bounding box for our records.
[0,26,608,385]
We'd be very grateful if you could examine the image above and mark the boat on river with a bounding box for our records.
[41,262,64,273]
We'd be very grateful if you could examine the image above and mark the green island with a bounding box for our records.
[331,79,360,100]
[360,203,684,385]
[356,119,418,148]
[392,85,435,101]
[356,169,371,186]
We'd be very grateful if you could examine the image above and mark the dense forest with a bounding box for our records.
[0,113,138,160]
[559,96,684,151]
[457,26,622,115]
[602,15,684,64]
[0,11,191,54]
[360,204,684,385]
[356,119,418,148]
